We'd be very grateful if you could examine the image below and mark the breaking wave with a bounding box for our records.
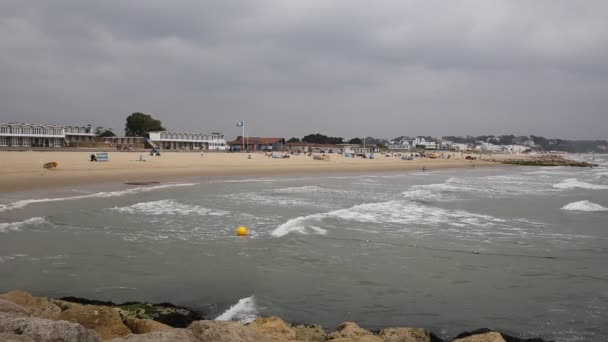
[553,179,608,190]
[216,296,258,323]
[272,200,541,240]
[0,183,199,212]
[561,201,608,212]
[0,217,48,233]
[111,200,229,216]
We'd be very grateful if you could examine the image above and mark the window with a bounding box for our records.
[0,136,7,146]
[23,127,31,134]
[54,139,62,147]
[11,137,19,146]
[0,126,8,134]
[12,126,22,134]
[22,137,30,146]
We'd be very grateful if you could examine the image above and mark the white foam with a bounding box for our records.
[111,200,229,216]
[561,200,608,212]
[216,296,258,323]
[272,185,326,194]
[553,178,608,190]
[272,200,541,240]
[0,183,199,212]
[0,217,48,233]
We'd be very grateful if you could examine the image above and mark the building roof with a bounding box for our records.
[229,137,284,145]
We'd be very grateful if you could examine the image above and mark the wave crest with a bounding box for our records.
[0,217,48,233]
[216,296,258,323]
[561,200,608,212]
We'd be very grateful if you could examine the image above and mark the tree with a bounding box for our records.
[125,112,165,137]
[95,126,116,137]
[287,137,301,143]
[348,137,362,144]
[302,133,344,144]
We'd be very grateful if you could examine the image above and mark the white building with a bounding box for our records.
[479,142,503,152]
[412,137,438,150]
[0,122,95,148]
[452,143,471,151]
[148,131,227,150]
[504,145,529,153]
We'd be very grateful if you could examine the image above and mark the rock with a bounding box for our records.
[294,324,327,341]
[115,302,204,328]
[378,327,431,342]
[0,315,101,342]
[452,332,506,342]
[0,333,35,342]
[124,317,171,334]
[187,320,271,342]
[0,290,61,319]
[250,316,297,341]
[328,337,382,342]
[57,305,131,340]
[51,299,85,312]
[108,329,195,342]
[0,299,29,317]
[328,322,373,340]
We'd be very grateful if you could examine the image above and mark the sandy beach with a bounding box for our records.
[0,151,503,192]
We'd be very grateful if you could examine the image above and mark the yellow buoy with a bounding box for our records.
[236,226,248,236]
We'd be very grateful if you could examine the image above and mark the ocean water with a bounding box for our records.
[1,155,607,341]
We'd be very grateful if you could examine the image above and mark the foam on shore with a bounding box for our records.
[0,183,199,212]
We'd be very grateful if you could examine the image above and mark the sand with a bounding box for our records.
[0,151,504,193]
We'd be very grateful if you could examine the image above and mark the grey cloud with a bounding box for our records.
[1,0,607,139]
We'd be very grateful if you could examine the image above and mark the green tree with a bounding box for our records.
[348,137,362,144]
[125,112,165,137]
[287,137,301,143]
[95,126,116,137]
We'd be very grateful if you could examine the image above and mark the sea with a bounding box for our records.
[1,155,607,341]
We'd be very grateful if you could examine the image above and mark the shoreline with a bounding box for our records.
[0,151,500,193]
[0,290,552,342]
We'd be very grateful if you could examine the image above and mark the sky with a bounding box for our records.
[1,1,607,140]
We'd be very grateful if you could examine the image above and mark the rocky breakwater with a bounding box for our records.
[498,156,597,167]
[0,290,553,342]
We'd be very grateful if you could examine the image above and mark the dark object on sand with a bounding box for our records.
[90,154,97,162]
[124,181,161,186]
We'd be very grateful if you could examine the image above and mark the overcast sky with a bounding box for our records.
[1,1,607,140]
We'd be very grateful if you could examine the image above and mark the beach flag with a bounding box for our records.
[236,121,244,127]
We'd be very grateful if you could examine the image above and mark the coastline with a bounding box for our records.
[0,290,552,342]
[0,151,500,193]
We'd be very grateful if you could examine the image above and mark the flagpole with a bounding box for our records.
[242,122,245,152]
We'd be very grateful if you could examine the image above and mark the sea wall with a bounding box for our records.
[0,290,552,342]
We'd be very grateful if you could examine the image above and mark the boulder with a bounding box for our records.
[51,299,85,312]
[0,315,101,342]
[328,337,382,342]
[57,305,131,340]
[187,320,272,342]
[123,317,172,334]
[294,324,327,341]
[0,299,29,317]
[378,327,431,342]
[108,329,195,342]
[328,322,373,340]
[452,332,505,342]
[0,290,61,319]
[0,333,35,342]
[250,316,297,341]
